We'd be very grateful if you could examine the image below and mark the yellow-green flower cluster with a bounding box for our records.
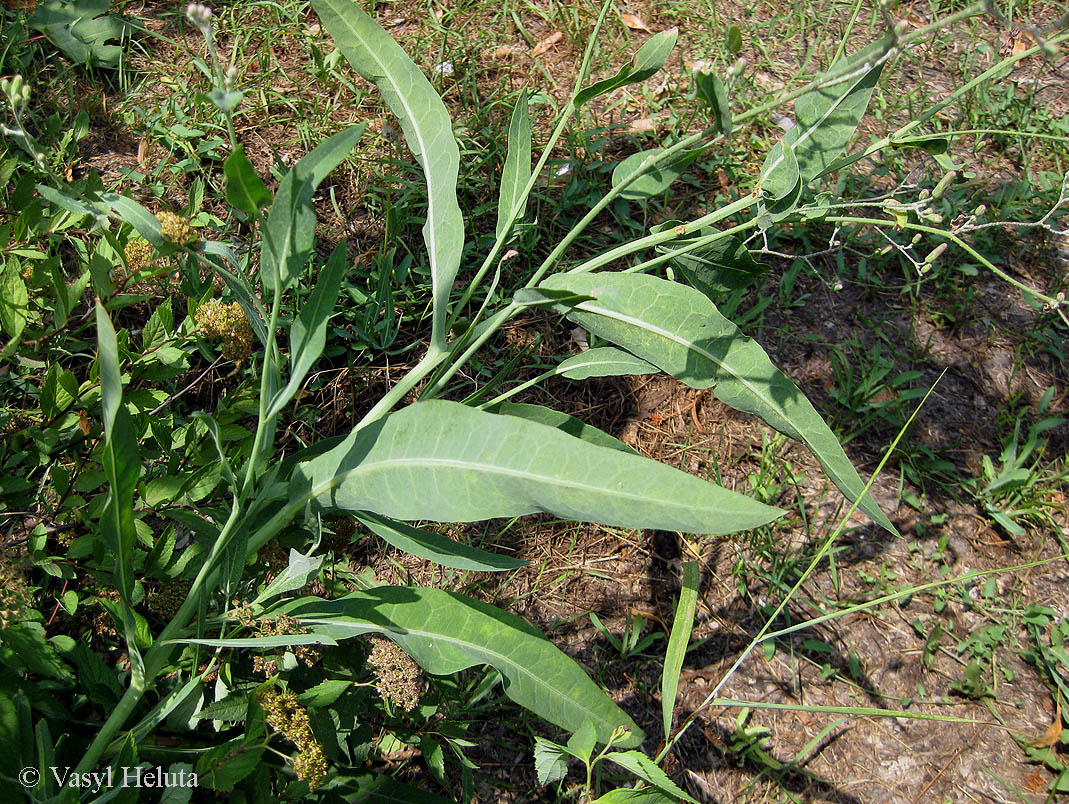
[0,551,30,630]
[195,300,254,363]
[258,689,328,790]
[366,635,423,712]
[156,211,198,246]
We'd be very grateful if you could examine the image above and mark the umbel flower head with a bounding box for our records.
[195,300,254,363]
[258,689,328,790]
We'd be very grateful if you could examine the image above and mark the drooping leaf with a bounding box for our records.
[692,71,732,135]
[267,241,349,418]
[787,37,889,182]
[661,561,698,739]
[538,272,896,534]
[758,138,799,201]
[575,28,678,106]
[354,511,526,572]
[224,145,272,217]
[285,587,646,746]
[651,223,768,295]
[314,0,463,349]
[487,402,639,455]
[496,89,532,241]
[28,0,129,67]
[557,346,659,380]
[612,147,704,201]
[260,124,365,294]
[294,399,783,535]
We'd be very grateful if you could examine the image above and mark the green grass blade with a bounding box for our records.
[287,587,647,747]
[496,89,531,241]
[314,0,463,350]
[260,124,365,294]
[294,399,783,535]
[661,560,698,739]
[539,272,895,534]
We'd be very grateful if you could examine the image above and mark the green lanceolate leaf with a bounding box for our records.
[557,346,659,380]
[100,193,164,247]
[488,401,638,454]
[0,264,29,339]
[294,399,782,534]
[95,303,145,676]
[266,241,349,418]
[661,561,698,739]
[612,147,703,201]
[224,145,272,217]
[496,89,532,241]
[789,37,890,181]
[286,587,646,746]
[538,272,896,534]
[314,0,463,350]
[575,28,678,106]
[260,125,365,294]
[354,511,526,572]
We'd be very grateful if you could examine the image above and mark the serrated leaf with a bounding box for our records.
[284,587,646,747]
[355,511,526,571]
[538,272,896,534]
[260,125,365,295]
[293,399,783,535]
[314,0,462,349]
[497,89,531,241]
[533,737,570,785]
[224,145,271,217]
[576,28,678,106]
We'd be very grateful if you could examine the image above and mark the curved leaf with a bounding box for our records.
[224,145,272,217]
[260,124,365,294]
[758,138,799,201]
[294,399,783,535]
[611,147,702,201]
[538,272,896,534]
[354,511,526,571]
[314,0,463,349]
[575,28,678,106]
[558,346,659,379]
[286,587,646,746]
